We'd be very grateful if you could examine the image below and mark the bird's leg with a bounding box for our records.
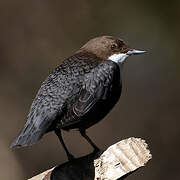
[54,129,75,161]
[79,129,100,153]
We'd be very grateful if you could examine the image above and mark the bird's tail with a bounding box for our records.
[10,123,44,148]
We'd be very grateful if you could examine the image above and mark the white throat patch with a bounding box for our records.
[108,53,129,65]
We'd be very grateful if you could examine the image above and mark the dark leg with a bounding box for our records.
[79,129,100,152]
[55,129,75,161]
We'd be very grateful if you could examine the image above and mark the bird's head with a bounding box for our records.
[77,36,146,65]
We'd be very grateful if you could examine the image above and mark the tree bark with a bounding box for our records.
[28,137,152,180]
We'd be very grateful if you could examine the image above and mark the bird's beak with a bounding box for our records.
[126,49,146,56]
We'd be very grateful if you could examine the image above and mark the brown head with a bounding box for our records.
[77,36,146,64]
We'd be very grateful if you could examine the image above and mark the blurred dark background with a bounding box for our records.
[1,0,180,179]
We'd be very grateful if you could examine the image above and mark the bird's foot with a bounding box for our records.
[93,147,101,154]
[67,153,75,161]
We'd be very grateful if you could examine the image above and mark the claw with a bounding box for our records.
[68,154,75,161]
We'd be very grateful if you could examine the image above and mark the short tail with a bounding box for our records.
[10,123,44,148]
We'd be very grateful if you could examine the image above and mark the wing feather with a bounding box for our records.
[60,61,120,127]
[11,54,99,147]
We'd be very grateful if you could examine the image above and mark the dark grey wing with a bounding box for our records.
[10,54,99,148]
[10,76,66,147]
[60,60,120,127]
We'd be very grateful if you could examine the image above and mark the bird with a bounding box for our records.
[10,36,146,160]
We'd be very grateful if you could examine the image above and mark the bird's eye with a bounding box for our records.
[111,44,117,50]
[117,40,123,48]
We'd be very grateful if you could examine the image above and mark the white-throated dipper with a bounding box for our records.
[11,36,146,160]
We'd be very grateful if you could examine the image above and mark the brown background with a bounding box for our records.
[0,0,180,179]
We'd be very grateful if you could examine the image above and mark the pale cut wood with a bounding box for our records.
[28,168,54,180]
[94,137,151,180]
[28,137,152,180]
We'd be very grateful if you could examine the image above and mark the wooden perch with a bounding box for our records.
[28,137,152,180]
